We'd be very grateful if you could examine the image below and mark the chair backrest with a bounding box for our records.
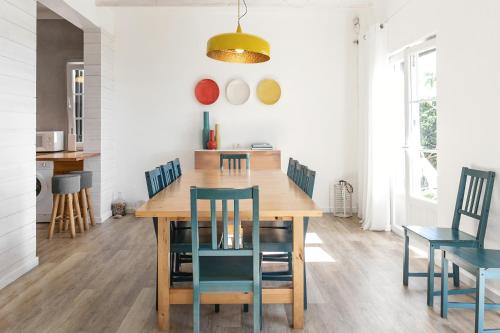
[219,153,250,170]
[287,158,297,178]
[159,164,174,188]
[300,168,316,234]
[167,161,176,180]
[190,185,260,259]
[452,167,495,245]
[301,168,316,198]
[145,168,163,199]
[293,163,307,188]
[172,158,182,178]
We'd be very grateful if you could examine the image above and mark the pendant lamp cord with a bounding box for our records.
[237,0,248,25]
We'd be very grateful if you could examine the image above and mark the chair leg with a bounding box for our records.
[193,287,200,333]
[85,187,96,226]
[67,194,76,238]
[253,282,261,333]
[73,193,84,233]
[215,304,220,313]
[440,253,448,318]
[403,231,409,286]
[427,244,435,307]
[58,194,66,233]
[287,252,292,275]
[48,194,60,239]
[243,304,248,312]
[80,189,90,231]
[452,264,460,287]
[475,269,485,333]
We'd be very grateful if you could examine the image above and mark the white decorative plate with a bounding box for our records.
[225,79,250,105]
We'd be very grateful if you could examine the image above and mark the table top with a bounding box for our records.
[135,169,322,219]
[36,151,100,161]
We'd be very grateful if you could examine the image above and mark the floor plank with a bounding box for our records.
[1,214,499,332]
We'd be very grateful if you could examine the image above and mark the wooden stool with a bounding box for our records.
[70,171,95,229]
[48,174,84,239]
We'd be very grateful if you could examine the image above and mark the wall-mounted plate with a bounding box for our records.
[257,79,281,105]
[195,79,219,105]
[226,79,250,105]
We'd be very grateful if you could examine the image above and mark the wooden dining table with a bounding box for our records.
[135,169,323,331]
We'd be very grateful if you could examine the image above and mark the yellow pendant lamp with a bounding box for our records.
[207,0,270,64]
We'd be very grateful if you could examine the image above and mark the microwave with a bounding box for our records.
[36,131,64,152]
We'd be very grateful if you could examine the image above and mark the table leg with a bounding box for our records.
[292,216,304,329]
[158,217,170,331]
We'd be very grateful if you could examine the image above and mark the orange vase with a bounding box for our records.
[207,130,217,150]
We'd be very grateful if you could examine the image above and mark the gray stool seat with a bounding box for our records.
[69,171,93,189]
[52,174,81,194]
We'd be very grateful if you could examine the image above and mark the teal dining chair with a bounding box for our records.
[287,158,298,178]
[159,164,174,188]
[220,153,250,170]
[403,167,495,306]
[244,166,316,309]
[172,158,182,178]
[190,186,261,333]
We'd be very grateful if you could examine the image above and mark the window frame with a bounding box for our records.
[66,62,84,150]
[390,36,438,204]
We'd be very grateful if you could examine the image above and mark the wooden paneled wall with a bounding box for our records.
[0,0,38,289]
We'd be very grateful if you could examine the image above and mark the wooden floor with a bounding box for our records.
[1,215,500,332]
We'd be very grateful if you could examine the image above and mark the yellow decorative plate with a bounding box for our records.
[257,79,281,105]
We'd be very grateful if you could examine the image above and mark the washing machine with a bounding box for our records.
[36,161,53,223]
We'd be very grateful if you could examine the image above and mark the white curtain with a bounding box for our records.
[357,25,394,231]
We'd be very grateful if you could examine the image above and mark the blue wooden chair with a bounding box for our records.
[220,153,250,170]
[167,161,177,180]
[159,164,174,188]
[245,166,316,309]
[145,168,216,310]
[287,158,298,178]
[441,247,500,333]
[172,158,182,178]
[403,167,495,306]
[190,186,261,333]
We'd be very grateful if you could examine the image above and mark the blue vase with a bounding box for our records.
[202,111,210,149]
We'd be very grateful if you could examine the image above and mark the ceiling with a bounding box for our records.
[95,0,373,7]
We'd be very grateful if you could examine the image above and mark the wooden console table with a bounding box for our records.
[194,149,281,170]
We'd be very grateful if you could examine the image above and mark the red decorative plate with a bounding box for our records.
[195,79,220,105]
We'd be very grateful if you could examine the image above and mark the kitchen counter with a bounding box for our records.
[36,151,100,175]
[36,151,100,162]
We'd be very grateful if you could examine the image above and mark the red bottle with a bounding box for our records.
[207,130,217,150]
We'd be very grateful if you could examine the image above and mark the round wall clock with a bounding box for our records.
[195,79,220,105]
[225,79,250,105]
[257,79,281,105]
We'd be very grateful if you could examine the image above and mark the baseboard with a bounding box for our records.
[96,210,112,223]
[392,229,500,304]
[0,255,39,290]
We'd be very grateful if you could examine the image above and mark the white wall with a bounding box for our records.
[376,0,500,293]
[112,6,362,210]
[0,0,38,289]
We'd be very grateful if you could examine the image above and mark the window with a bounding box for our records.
[391,37,437,202]
[67,62,84,147]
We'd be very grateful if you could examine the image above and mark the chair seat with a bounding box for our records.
[242,220,291,229]
[200,256,254,282]
[442,247,500,269]
[243,227,292,252]
[171,228,220,252]
[404,226,478,244]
